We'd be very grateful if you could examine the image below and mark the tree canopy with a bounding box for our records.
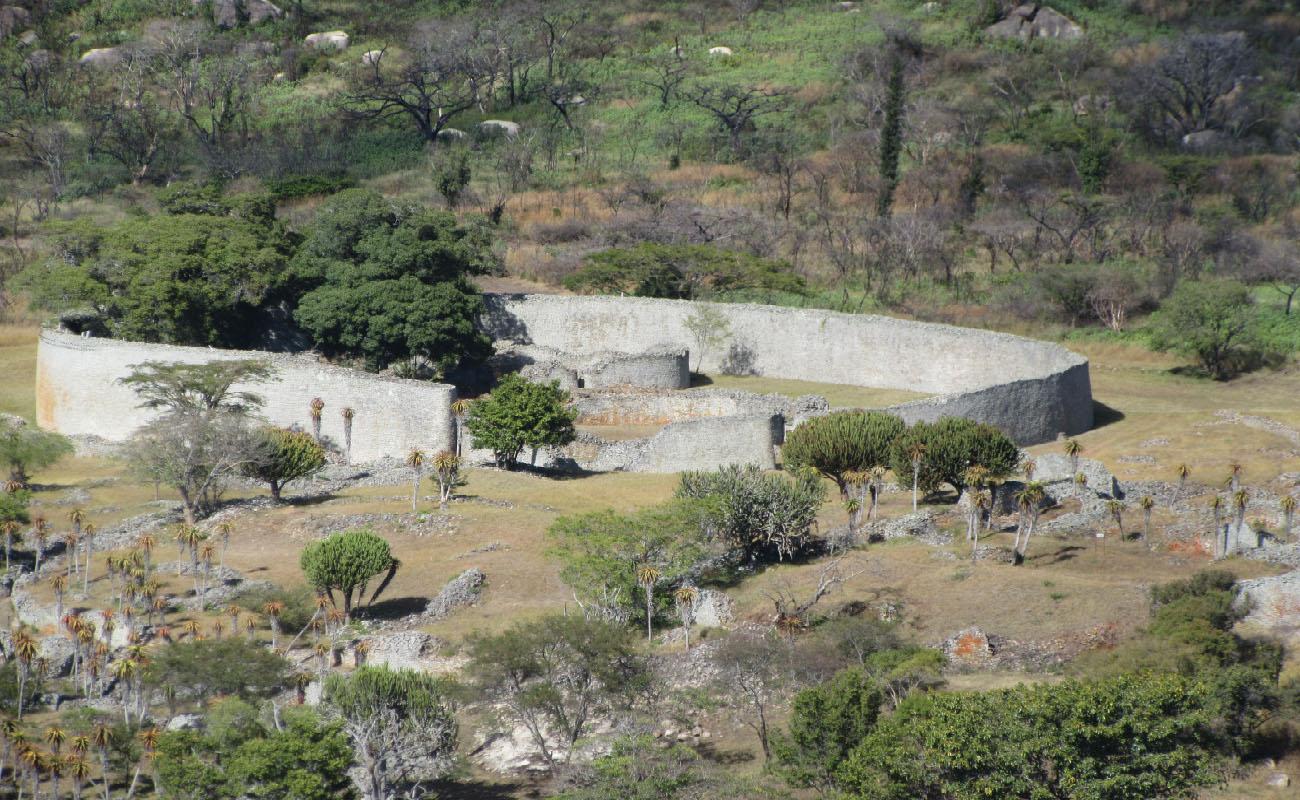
[781,411,906,496]
[242,426,327,501]
[299,528,399,619]
[0,421,73,484]
[465,374,578,469]
[563,243,806,299]
[889,417,1020,495]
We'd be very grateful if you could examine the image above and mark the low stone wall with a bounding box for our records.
[504,344,688,390]
[484,294,1093,444]
[572,387,825,432]
[36,330,455,462]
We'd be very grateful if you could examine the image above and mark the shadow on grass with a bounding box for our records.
[1035,545,1086,565]
[361,595,430,620]
[1092,400,1125,429]
[694,742,757,765]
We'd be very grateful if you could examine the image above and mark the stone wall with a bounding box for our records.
[483,294,1093,444]
[36,330,455,462]
[504,343,688,390]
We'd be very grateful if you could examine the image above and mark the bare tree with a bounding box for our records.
[344,40,479,144]
[710,629,792,762]
[1126,32,1254,142]
[157,28,260,161]
[82,48,177,184]
[638,46,691,108]
[686,82,787,154]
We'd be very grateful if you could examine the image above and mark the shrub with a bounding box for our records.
[144,639,290,706]
[563,243,805,299]
[264,173,356,201]
[242,427,327,501]
[0,422,74,484]
[1149,279,1260,379]
[677,464,826,563]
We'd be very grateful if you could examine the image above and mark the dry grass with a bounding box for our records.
[0,323,38,420]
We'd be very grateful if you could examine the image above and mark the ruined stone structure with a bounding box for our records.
[35,293,1093,472]
[483,294,1093,445]
[36,330,455,462]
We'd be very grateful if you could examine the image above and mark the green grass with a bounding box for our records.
[693,371,927,408]
[0,325,37,421]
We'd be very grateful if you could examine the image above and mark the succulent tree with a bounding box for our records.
[341,407,356,465]
[406,448,425,512]
[1013,481,1046,565]
[1282,495,1297,540]
[300,529,400,621]
[309,397,325,443]
[1064,438,1082,476]
[430,450,463,510]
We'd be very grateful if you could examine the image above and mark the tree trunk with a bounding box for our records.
[270,481,282,502]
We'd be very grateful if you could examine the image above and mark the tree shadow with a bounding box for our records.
[1092,401,1125,429]
[694,742,757,765]
[359,596,429,620]
[282,492,339,507]
[689,373,716,388]
[1035,545,1086,565]
[425,778,529,800]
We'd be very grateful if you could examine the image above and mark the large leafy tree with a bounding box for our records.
[889,417,1019,496]
[781,411,905,498]
[836,673,1226,800]
[155,700,353,800]
[19,210,294,347]
[322,666,458,800]
[772,667,883,794]
[299,528,399,620]
[291,189,498,374]
[465,374,577,470]
[143,639,290,707]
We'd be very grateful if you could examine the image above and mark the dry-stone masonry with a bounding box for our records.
[483,294,1093,445]
[36,329,455,462]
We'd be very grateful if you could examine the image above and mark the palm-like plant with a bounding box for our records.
[1013,481,1046,565]
[637,564,662,642]
[1105,499,1125,538]
[406,448,426,512]
[67,508,87,573]
[431,450,463,510]
[263,601,285,648]
[66,754,91,800]
[31,516,48,574]
[353,639,372,667]
[1228,462,1243,493]
[842,469,869,533]
[1176,463,1191,499]
[309,397,325,443]
[50,572,68,622]
[1,518,20,571]
[674,585,699,652]
[1139,496,1155,549]
[81,522,96,593]
[340,406,356,464]
[1064,438,1082,474]
[906,440,926,511]
[451,398,472,457]
[1280,495,1296,541]
[969,488,990,561]
[1210,495,1225,556]
[1231,489,1249,554]
[215,521,233,571]
[1022,458,1036,481]
[868,465,887,521]
[92,724,113,800]
[13,629,37,720]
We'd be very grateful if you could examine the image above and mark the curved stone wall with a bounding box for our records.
[36,330,455,462]
[483,294,1093,444]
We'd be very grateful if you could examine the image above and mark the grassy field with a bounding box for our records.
[692,372,929,408]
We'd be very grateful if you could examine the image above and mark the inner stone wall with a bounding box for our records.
[36,330,455,462]
[484,294,1093,444]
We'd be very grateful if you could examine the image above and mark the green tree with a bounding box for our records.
[563,243,806,299]
[772,667,883,794]
[322,666,458,800]
[1150,279,1259,380]
[19,212,293,347]
[677,464,826,563]
[467,615,647,766]
[433,146,472,208]
[299,529,399,620]
[143,639,290,707]
[683,304,731,374]
[837,673,1230,800]
[242,427,327,502]
[154,701,353,800]
[120,360,274,414]
[889,418,1020,496]
[547,501,710,626]
[782,411,905,498]
[876,47,906,218]
[291,189,497,374]
[465,374,577,470]
[0,422,73,485]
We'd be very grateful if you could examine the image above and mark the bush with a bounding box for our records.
[837,673,1232,800]
[242,427,327,501]
[563,243,805,299]
[677,464,826,564]
[264,173,356,201]
[144,639,290,706]
[0,422,74,484]
[1149,279,1260,379]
